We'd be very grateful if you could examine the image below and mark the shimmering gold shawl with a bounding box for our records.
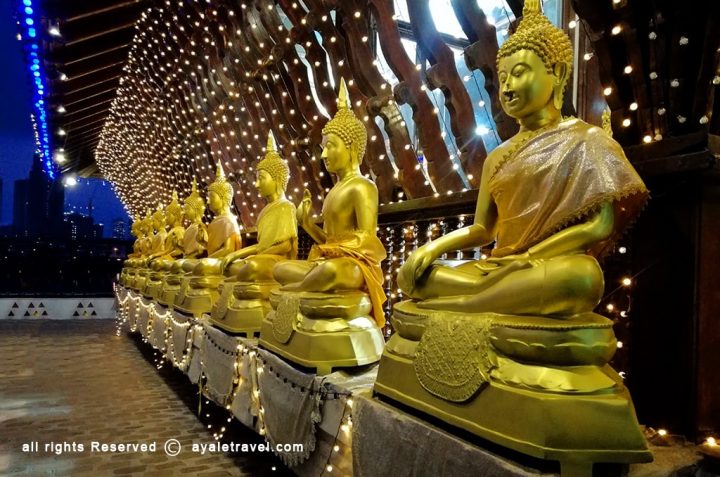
[183,222,207,257]
[149,230,167,255]
[256,198,298,259]
[207,214,241,255]
[308,231,387,327]
[489,118,648,258]
[161,225,185,258]
[138,237,152,257]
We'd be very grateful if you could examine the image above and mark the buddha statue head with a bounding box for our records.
[321,77,367,173]
[166,190,183,226]
[152,202,166,232]
[496,0,572,123]
[207,161,233,215]
[141,209,153,236]
[184,179,206,223]
[256,131,290,199]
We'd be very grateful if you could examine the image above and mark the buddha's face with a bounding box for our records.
[321,133,353,173]
[498,50,556,120]
[208,190,224,214]
[255,170,277,198]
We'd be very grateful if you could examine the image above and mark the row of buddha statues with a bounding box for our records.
[120,3,653,473]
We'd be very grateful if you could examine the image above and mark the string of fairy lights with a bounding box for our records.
[104,0,720,457]
[116,296,358,474]
[94,0,531,224]
[15,0,57,179]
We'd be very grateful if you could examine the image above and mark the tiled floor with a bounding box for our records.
[0,319,291,477]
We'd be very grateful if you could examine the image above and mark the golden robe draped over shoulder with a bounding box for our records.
[161,226,185,258]
[183,222,207,257]
[489,118,648,259]
[149,230,167,255]
[207,214,241,255]
[308,231,387,327]
[137,237,152,257]
[256,199,298,259]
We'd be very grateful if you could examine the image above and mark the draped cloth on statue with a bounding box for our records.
[183,223,207,256]
[150,231,167,255]
[308,231,387,327]
[256,198,298,259]
[138,237,152,256]
[161,226,185,258]
[489,118,648,259]
[206,214,241,255]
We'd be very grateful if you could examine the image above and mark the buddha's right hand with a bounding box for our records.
[397,244,436,294]
[297,189,312,225]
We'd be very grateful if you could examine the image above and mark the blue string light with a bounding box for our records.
[17,0,57,179]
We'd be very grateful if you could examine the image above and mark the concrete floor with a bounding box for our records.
[0,319,291,477]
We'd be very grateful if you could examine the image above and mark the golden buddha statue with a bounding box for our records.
[147,202,168,260]
[143,191,186,299]
[136,202,167,294]
[120,219,142,287]
[210,132,298,335]
[373,2,652,474]
[174,162,241,317]
[258,78,387,374]
[127,220,141,258]
[127,210,154,291]
[157,180,208,307]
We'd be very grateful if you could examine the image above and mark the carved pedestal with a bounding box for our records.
[373,301,652,476]
[173,274,224,318]
[258,290,385,375]
[157,272,183,307]
[130,268,150,293]
[209,280,276,336]
[142,271,165,300]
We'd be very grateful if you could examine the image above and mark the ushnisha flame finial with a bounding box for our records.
[322,77,367,160]
[337,76,350,110]
[215,160,226,180]
[267,129,277,153]
[523,0,541,15]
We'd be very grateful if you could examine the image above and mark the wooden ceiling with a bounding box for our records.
[37,0,148,176]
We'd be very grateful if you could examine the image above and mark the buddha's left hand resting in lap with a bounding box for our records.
[220,132,298,280]
[190,162,241,277]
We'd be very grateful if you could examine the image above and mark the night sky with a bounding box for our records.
[0,3,128,234]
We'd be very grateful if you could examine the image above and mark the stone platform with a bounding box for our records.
[114,287,714,477]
